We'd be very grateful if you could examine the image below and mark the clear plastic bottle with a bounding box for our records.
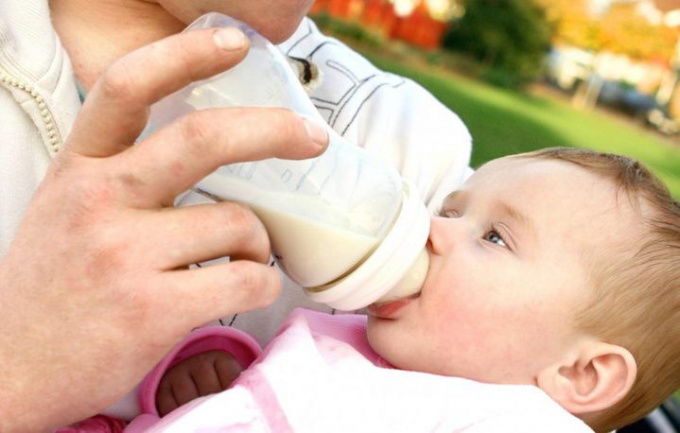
[145,13,430,310]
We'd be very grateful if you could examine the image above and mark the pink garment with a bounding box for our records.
[55,326,261,433]
[136,325,262,416]
[126,309,592,432]
[54,415,126,433]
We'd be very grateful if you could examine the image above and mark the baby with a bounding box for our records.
[75,147,680,432]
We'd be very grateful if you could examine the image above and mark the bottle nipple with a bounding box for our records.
[374,249,429,303]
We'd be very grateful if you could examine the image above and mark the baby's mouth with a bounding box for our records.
[367,292,420,319]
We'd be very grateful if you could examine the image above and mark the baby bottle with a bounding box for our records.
[145,13,430,310]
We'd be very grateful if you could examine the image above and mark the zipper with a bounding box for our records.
[0,68,62,155]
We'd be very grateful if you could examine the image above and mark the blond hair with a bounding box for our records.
[518,147,680,433]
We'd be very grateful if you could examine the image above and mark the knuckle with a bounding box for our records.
[58,181,116,231]
[221,203,271,258]
[84,228,135,280]
[221,201,258,227]
[177,113,216,159]
[48,183,139,278]
[98,63,139,104]
[230,262,280,304]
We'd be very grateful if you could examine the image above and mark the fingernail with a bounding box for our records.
[302,117,329,147]
[213,28,247,51]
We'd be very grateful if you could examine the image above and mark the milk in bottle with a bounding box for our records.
[146,13,431,310]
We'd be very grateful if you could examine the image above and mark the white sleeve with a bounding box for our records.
[278,18,472,213]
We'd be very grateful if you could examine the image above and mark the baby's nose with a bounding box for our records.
[428,216,452,254]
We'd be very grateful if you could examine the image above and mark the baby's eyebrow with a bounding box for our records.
[437,190,465,216]
[498,201,537,240]
[442,190,464,207]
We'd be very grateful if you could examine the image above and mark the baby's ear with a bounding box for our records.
[536,342,637,415]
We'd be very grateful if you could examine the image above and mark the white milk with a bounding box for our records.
[250,204,379,287]
[197,172,382,288]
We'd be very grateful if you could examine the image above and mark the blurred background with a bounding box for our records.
[307,0,680,200]
[307,1,680,431]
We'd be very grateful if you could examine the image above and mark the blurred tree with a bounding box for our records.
[535,0,677,63]
[442,0,553,87]
[538,0,600,50]
[599,3,677,62]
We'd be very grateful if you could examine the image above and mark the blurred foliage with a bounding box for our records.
[537,0,677,62]
[362,51,680,199]
[598,3,677,62]
[538,0,602,51]
[442,0,553,89]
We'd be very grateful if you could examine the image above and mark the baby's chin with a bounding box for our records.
[364,323,398,369]
[364,315,421,371]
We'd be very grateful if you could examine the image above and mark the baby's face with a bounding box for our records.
[367,156,639,384]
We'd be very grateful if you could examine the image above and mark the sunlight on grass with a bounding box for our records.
[367,55,680,198]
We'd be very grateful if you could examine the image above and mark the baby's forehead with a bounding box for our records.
[473,152,652,253]
[471,155,588,186]
[470,155,643,232]
[474,154,552,175]
[475,155,632,194]
[480,154,565,170]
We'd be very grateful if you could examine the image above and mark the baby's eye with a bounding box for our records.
[484,229,507,248]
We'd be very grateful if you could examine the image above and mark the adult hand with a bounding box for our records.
[0,27,327,432]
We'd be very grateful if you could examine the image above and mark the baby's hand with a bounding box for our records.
[155,350,243,416]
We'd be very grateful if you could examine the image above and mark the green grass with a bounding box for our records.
[365,54,680,198]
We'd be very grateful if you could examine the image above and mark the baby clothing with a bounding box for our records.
[65,309,593,432]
